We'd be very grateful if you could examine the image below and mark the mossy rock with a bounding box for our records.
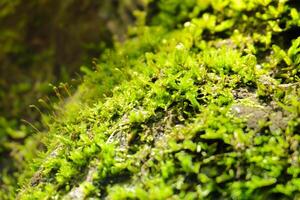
[8,0,300,199]
[0,0,141,198]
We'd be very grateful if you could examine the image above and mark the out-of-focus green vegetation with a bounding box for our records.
[2,0,300,199]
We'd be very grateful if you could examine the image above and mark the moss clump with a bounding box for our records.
[11,0,300,199]
[0,0,141,198]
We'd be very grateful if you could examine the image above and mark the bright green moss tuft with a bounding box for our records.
[8,0,300,199]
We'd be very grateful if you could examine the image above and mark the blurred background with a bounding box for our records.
[0,0,143,197]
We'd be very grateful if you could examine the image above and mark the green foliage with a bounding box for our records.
[2,0,300,199]
[0,0,142,198]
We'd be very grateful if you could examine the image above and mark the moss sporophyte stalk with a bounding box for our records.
[1,0,300,199]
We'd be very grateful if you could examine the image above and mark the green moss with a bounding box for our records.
[0,0,141,198]
[3,0,300,199]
